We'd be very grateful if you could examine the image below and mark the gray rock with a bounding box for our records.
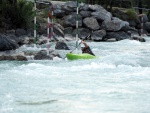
[15,29,26,37]
[8,34,29,46]
[0,34,19,51]
[72,28,91,39]
[91,10,112,21]
[38,22,64,40]
[128,20,137,27]
[105,31,130,41]
[144,22,150,33]
[53,4,65,18]
[15,55,27,61]
[64,27,73,34]
[26,28,33,37]
[132,36,146,42]
[55,41,70,50]
[80,3,89,11]
[80,11,91,18]
[91,30,106,41]
[34,50,61,60]
[121,25,138,33]
[89,5,104,11]
[62,1,77,13]
[102,17,129,31]
[4,56,16,60]
[83,17,100,30]
[6,30,15,35]
[62,13,82,27]
[0,55,27,61]
[0,55,5,60]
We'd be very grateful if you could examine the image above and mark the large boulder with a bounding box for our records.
[144,22,150,33]
[62,1,77,14]
[0,34,19,51]
[53,23,65,38]
[8,34,30,46]
[15,29,27,37]
[91,9,112,21]
[64,27,73,35]
[91,30,106,41]
[72,28,91,39]
[128,20,137,27]
[0,55,27,61]
[0,49,27,61]
[55,41,70,50]
[38,22,64,40]
[80,3,89,11]
[80,11,91,18]
[6,29,16,35]
[131,35,146,42]
[104,31,130,41]
[121,25,138,32]
[53,4,65,18]
[101,17,129,31]
[62,13,82,27]
[34,49,61,60]
[89,4,104,11]
[83,17,100,30]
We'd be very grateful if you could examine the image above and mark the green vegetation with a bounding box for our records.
[125,9,138,20]
[0,0,33,29]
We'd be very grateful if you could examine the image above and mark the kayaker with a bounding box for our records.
[80,40,95,56]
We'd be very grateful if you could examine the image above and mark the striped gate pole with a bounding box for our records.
[51,5,54,41]
[139,14,144,37]
[141,15,144,37]
[76,0,79,53]
[47,10,50,55]
[34,0,37,47]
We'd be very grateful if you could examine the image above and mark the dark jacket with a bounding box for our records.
[82,46,95,56]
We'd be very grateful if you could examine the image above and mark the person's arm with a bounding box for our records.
[81,40,88,48]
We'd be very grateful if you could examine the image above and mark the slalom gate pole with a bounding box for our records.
[34,0,37,47]
[76,0,79,53]
[141,15,144,37]
[51,5,54,42]
[46,3,54,55]
[33,1,52,53]
[47,9,50,55]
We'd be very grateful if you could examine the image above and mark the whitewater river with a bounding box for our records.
[0,37,150,113]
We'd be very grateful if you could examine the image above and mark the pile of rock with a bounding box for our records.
[52,1,149,41]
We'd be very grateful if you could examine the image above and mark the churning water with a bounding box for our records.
[0,37,150,113]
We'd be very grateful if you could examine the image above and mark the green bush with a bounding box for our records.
[16,0,33,28]
[125,9,138,20]
[0,0,33,29]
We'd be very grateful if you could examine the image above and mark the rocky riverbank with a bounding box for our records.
[0,1,149,61]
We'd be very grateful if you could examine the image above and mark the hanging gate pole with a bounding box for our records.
[76,0,79,53]
[47,3,54,55]
[140,15,144,36]
[47,9,50,55]
[33,1,53,54]
[51,5,54,41]
[34,0,37,47]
